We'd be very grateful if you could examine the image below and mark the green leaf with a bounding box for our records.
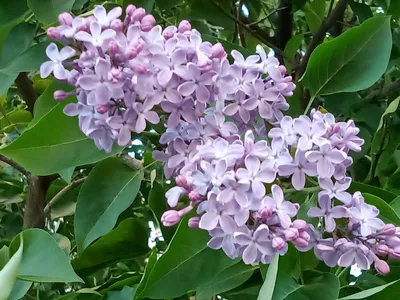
[376,96,400,133]
[196,262,256,299]
[257,255,279,300]
[9,229,82,283]
[1,42,50,74]
[0,236,23,300]
[284,34,304,73]
[58,167,75,184]
[27,0,75,24]
[0,246,9,269]
[75,158,143,252]
[339,278,400,299]
[0,0,28,27]
[348,182,397,203]
[0,23,36,69]
[123,0,155,12]
[388,0,400,18]
[350,1,373,23]
[203,34,253,57]
[0,81,121,175]
[304,0,325,32]
[0,72,18,97]
[73,218,149,275]
[186,0,233,29]
[280,273,339,300]
[8,280,32,300]
[105,286,136,300]
[300,16,392,98]
[137,214,239,299]
[363,193,400,225]
[135,249,157,297]
[73,0,89,10]
[148,182,175,243]
[0,109,32,133]
[390,196,400,215]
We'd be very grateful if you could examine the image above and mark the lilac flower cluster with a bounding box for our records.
[41,5,400,274]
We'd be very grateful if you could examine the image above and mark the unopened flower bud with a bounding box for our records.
[161,210,181,227]
[58,12,73,26]
[382,224,397,236]
[125,48,137,60]
[299,231,310,242]
[109,68,122,82]
[110,19,123,31]
[141,14,155,32]
[47,27,61,40]
[188,217,200,229]
[97,104,110,114]
[272,237,285,250]
[389,246,400,259]
[175,175,188,188]
[133,64,147,74]
[259,206,273,220]
[163,30,174,40]
[132,8,146,21]
[293,237,308,248]
[376,244,390,255]
[54,90,69,101]
[189,190,201,201]
[284,228,299,241]
[375,259,390,275]
[292,219,308,231]
[109,41,119,56]
[178,20,191,33]
[178,205,193,217]
[212,43,225,59]
[126,4,136,15]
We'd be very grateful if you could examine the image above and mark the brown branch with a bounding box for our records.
[237,0,246,47]
[15,73,37,115]
[364,80,400,102]
[0,154,29,176]
[297,0,348,78]
[44,177,87,215]
[276,0,293,63]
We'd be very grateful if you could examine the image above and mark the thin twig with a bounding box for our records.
[0,108,21,135]
[0,154,29,176]
[297,0,348,78]
[248,7,287,26]
[232,0,240,44]
[44,177,87,214]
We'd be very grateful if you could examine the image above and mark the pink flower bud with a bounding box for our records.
[97,104,110,114]
[278,65,287,75]
[293,237,308,248]
[132,8,146,21]
[382,224,397,236]
[389,247,400,259]
[126,4,136,15]
[259,206,273,220]
[212,43,225,59]
[375,259,390,275]
[284,228,299,241]
[178,20,191,33]
[141,14,155,32]
[292,219,308,231]
[178,205,193,217]
[109,68,122,82]
[376,244,390,255]
[188,217,200,229]
[109,41,119,56]
[58,12,73,26]
[110,19,123,31]
[54,90,69,101]
[161,210,181,227]
[133,64,147,74]
[189,190,201,201]
[125,48,137,60]
[299,231,310,242]
[47,27,61,40]
[272,237,285,250]
[175,175,188,187]
[163,30,174,40]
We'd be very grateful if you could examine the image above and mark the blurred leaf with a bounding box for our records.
[301,16,392,97]
[0,72,18,97]
[27,0,75,24]
[350,1,373,23]
[0,23,36,68]
[8,280,32,300]
[0,236,23,300]
[284,34,304,73]
[203,34,252,57]
[348,182,397,203]
[376,96,400,133]
[123,0,155,12]
[75,158,143,252]
[324,92,363,116]
[99,272,142,293]
[9,229,82,283]
[390,196,400,216]
[155,0,175,10]
[339,278,400,299]
[135,249,158,297]
[197,262,256,299]
[257,255,279,300]
[0,0,28,27]
[73,0,89,10]
[105,286,136,300]
[186,0,233,29]
[73,218,149,275]
[148,182,175,243]
[58,167,75,184]
[0,246,9,269]
[388,0,400,18]
[0,82,121,176]
[137,214,239,299]
[52,233,71,255]
[0,109,32,133]
[304,0,325,32]
[293,0,307,12]
[363,193,400,225]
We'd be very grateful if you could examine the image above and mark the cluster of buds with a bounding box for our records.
[41,5,400,273]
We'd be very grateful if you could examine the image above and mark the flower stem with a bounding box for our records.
[283,186,320,194]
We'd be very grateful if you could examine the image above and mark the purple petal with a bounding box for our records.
[242,243,257,264]
[307,207,324,218]
[338,250,355,267]
[200,212,219,230]
[178,81,196,96]
[219,215,236,233]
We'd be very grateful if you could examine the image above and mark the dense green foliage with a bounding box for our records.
[1,0,400,299]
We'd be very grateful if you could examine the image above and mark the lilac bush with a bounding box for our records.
[41,5,400,275]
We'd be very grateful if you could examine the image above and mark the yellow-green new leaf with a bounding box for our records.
[0,236,23,300]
